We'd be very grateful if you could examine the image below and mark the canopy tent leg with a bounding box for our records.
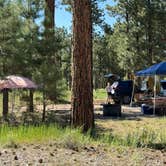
[130,77,135,107]
[153,75,157,115]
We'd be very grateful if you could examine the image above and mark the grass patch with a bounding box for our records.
[0,125,94,149]
[61,89,107,102]
[96,117,166,149]
[94,89,106,100]
[0,122,165,150]
[0,124,62,146]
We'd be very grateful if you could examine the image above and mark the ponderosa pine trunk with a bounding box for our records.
[147,0,153,65]
[44,0,55,39]
[71,0,94,132]
[45,0,55,29]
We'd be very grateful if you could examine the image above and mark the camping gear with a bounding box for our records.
[141,104,153,115]
[135,61,166,114]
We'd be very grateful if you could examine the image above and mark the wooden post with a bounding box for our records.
[29,89,34,112]
[3,89,9,120]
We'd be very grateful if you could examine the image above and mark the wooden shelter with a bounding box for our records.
[0,75,37,119]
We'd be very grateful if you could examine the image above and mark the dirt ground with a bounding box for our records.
[0,141,166,166]
[0,102,166,166]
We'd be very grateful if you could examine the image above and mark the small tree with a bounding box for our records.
[34,0,66,121]
[34,62,66,122]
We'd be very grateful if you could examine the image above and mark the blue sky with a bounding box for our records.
[55,0,117,32]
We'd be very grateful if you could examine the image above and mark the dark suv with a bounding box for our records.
[112,80,133,104]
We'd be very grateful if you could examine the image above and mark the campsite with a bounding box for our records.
[0,0,166,165]
[0,88,165,165]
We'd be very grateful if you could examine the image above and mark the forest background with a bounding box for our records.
[0,0,165,103]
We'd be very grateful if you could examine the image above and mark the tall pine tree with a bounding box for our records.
[71,0,94,132]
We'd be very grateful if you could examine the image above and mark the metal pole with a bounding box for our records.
[130,77,135,107]
[153,75,157,115]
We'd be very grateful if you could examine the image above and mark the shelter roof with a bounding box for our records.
[0,75,37,90]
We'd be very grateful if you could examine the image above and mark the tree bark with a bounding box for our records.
[44,0,55,38]
[71,0,94,132]
[126,11,129,33]
[147,0,153,65]
[45,0,55,28]
[3,89,8,120]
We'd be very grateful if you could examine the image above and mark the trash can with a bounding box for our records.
[102,104,121,117]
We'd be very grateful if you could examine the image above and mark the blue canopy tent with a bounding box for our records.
[136,61,166,76]
[133,61,166,114]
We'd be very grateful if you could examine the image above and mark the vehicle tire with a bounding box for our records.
[123,96,131,104]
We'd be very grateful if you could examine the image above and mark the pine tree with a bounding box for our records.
[71,0,94,132]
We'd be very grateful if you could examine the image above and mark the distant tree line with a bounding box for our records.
[1,0,165,90]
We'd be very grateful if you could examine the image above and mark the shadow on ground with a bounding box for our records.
[0,105,161,127]
[0,109,71,127]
